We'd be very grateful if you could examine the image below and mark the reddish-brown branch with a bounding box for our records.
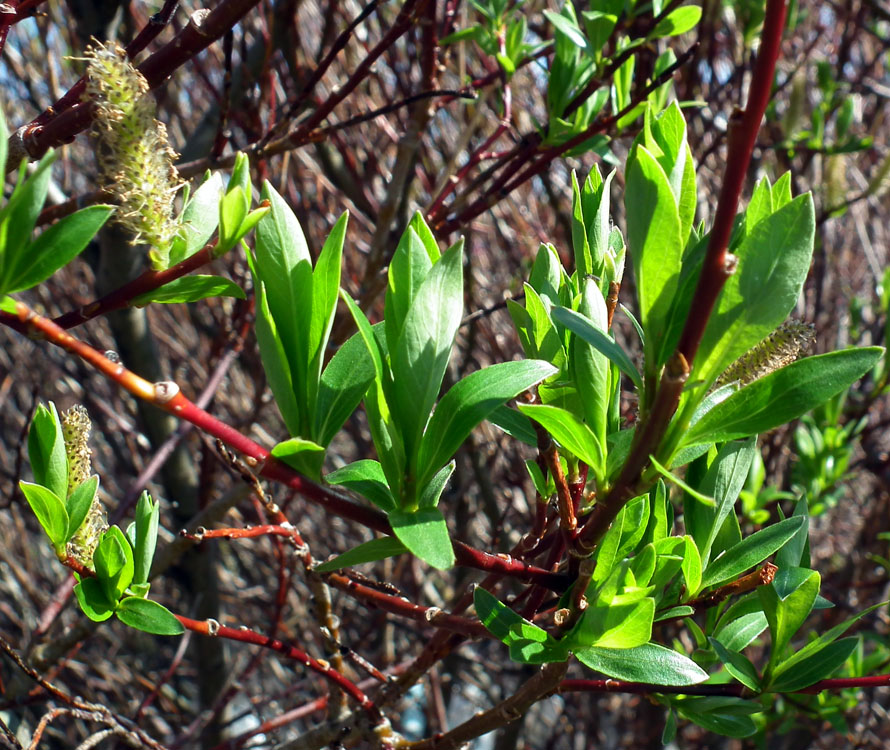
[2,302,570,591]
[175,615,388,730]
[676,0,789,366]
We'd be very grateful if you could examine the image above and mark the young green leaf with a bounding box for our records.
[518,403,604,479]
[684,348,884,447]
[574,643,708,685]
[4,206,113,294]
[569,598,655,649]
[94,526,135,604]
[673,697,759,738]
[417,359,557,487]
[132,492,159,586]
[650,5,702,38]
[131,275,245,305]
[271,437,326,481]
[325,460,396,513]
[389,508,454,570]
[768,637,859,693]
[419,461,455,509]
[116,596,185,635]
[27,402,68,502]
[709,637,761,691]
[700,516,805,589]
[714,611,768,652]
[385,225,434,353]
[315,537,408,573]
[315,330,376,448]
[65,475,99,543]
[760,567,821,671]
[19,481,68,554]
[73,577,115,622]
[391,240,464,460]
[167,172,224,266]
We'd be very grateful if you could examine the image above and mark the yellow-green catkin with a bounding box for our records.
[85,41,181,268]
[716,320,815,388]
[62,405,107,567]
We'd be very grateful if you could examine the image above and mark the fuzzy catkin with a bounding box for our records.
[62,405,107,567]
[85,41,181,268]
[715,320,815,388]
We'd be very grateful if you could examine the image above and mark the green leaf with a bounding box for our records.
[552,307,643,389]
[116,597,185,635]
[5,206,113,293]
[571,278,610,448]
[685,439,756,567]
[684,349,884,446]
[307,212,348,417]
[419,461,455,509]
[575,643,708,685]
[625,145,683,370]
[315,329,376,448]
[649,455,715,507]
[710,637,761,691]
[700,516,806,589]
[74,577,115,622]
[168,172,223,265]
[133,275,245,305]
[0,151,55,292]
[544,9,590,52]
[518,404,604,477]
[20,481,68,554]
[315,537,408,572]
[680,536,702,595]
[326,460,396,513]
[474,587,569,664]
[65,475,99,543]
[760,567,820,669]
[389,508,454,570]
[385,226,434,358]
[392,240,464,461]
[27,402,68,502]
[673,697,758,738]
[715,611,768,652]
[217,185,249,253]
[132,492,159,586]
[569,598,655,649]
[489,405,539,446]
[769,638,859,693]
[417,360,557,487]
[650,5,702,37]
[94,526,135,604]
[695,194,815,387]
[271,437,325,481]
[770,600,886,681]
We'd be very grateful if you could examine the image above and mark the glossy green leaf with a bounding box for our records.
[760,567,820,669]
[552,307,643,389]
[715,611,768,652]
[326,460,395,513]
[685,349,883,446]
[65,475,99,543]
[695,194,815,388]
[419,461,454,509]
[392,240,464,460]
[271,437,325,481]
[217,185,249,252]
[518,403,603,476]
[307,212,348,413]
[710,637,761,691]
[571,278,610,449]
[315,536,408,572]
[574,643,708,685]
[418,360,556,487]
[768,638,859,693]
[315,329,376,448]
[94,525,134,604]
[570,598,655,649]
[168,172,223,265]
[488,405,539,446]
[655,605,694,622]
[20,481,68,553]
[651,5,702,37]
[681,535,702,595]
[674,697,758,738]
[385,224,434,353]
[544,9,590,51]
[389,508,454,570]
[27,402,68,502]
[701,516,805,589]
[685,439,756,567]
[625,145,683,370]
[132,275,245,305]
[74,577,115,622]
[649,455,715,507]
[116,597,185,635]
[132,492,159,586]
[5,206,113,293]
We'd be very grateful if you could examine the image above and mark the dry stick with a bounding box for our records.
[3,302,570,591]
[575,0,790,554]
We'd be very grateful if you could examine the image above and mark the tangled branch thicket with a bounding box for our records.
[2,0,890,748]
